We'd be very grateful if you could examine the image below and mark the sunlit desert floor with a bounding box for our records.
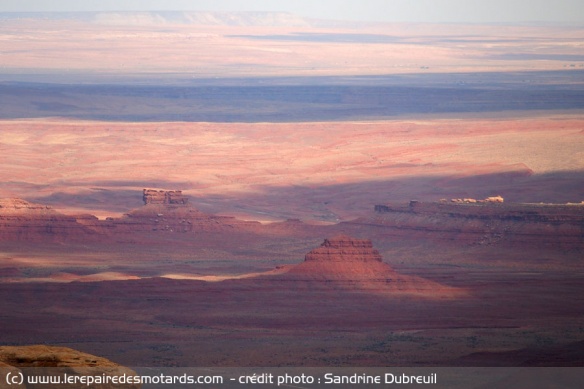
[1,115,583,222]
[1,114,583,366]
[1,16,584,368]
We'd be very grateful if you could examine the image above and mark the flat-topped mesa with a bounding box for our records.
[143,189,188,205]
[370,199,584,249]
[304,234,383,263]
[283,235,463,297]
[0,198,104,242]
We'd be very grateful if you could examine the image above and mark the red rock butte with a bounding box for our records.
[143,189,188,205]
[286,235,464,298]
[290,235,402,280]
[304,234,383,263]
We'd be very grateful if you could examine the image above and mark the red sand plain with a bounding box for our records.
[0,116,582,221]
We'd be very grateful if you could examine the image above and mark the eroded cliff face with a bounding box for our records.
[0,199,101,242]
[142,189,188,205]
[0,191,262,242]
[111,189,260,234]
[1,191,582,248]
[367,201,584,248]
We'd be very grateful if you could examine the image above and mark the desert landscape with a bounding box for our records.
[1,10,584,377]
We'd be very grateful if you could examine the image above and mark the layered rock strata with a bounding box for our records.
[0,199,99,242]
[0,190,261,241]
[285,235,462,297]
[142,189,188,205]
[112,202,260,233]
[370,201,584,248]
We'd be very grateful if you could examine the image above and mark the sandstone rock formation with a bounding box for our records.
[0,199,100,242]
[115,194,261,234]
[0,191,262,242]
[0,345,139,389]
[288,234,402,281]
[142,189,188,205]
[285,235,462,297]
[304,234,383,263]
[372,200,584,248]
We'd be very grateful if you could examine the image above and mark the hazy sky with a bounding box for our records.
[0,0,583,24]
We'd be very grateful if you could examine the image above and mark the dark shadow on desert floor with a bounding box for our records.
[2,71,584,122]
[24,169,584,220]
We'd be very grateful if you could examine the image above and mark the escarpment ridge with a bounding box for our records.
[0,191,583,248]
[361,200,584,248]
[0,190,261,242]
[0,198,99,242]
[112,189,260,234]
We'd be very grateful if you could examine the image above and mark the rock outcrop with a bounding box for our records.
[0,345,139,388]
[304,234,383,263]
[284,235,462,297]
[288,235,402,281]
[112,190,261,234]
[447,195,504,204]
[142,189,188,205]
[370,201,584,248]
[0,191,262,242]
[0,199,100,242]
